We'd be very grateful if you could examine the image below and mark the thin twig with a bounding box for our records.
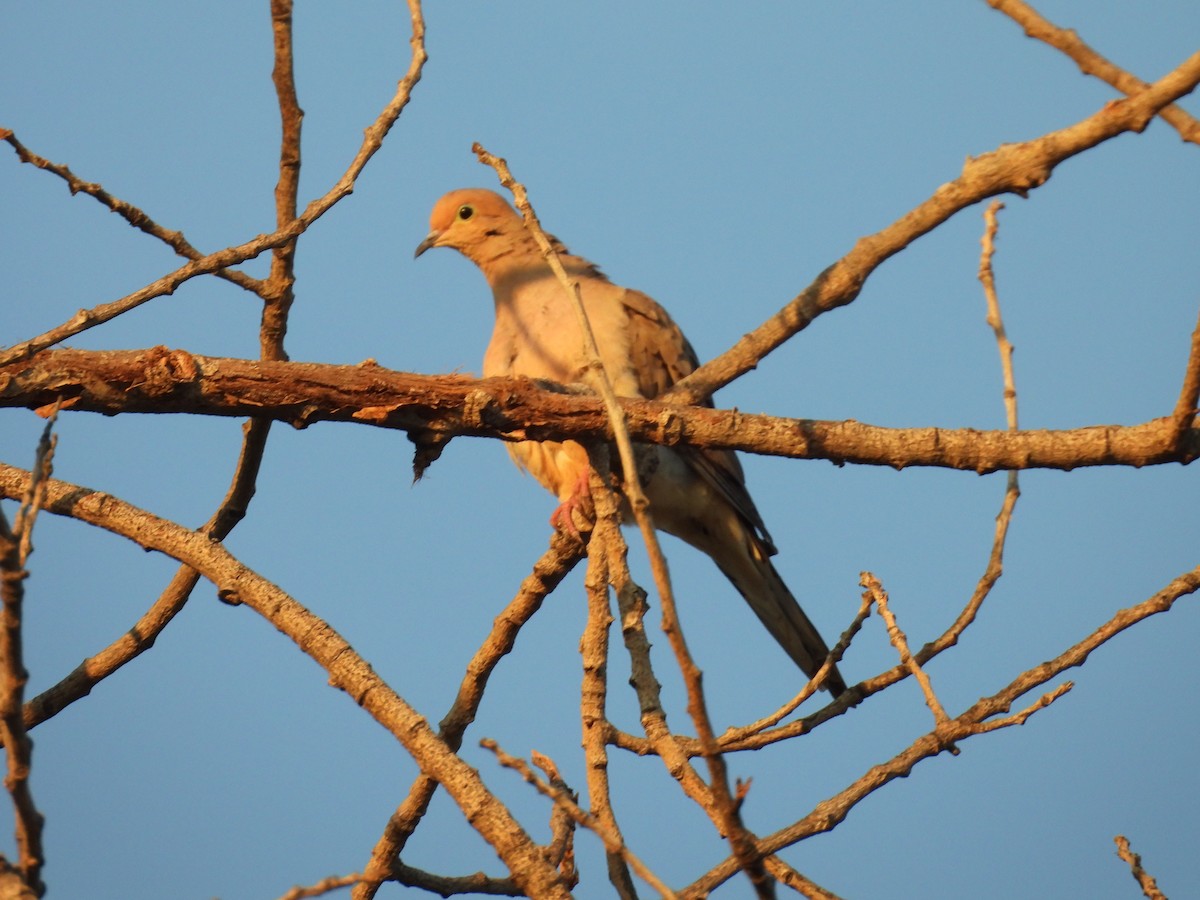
[968,682,1073,734]
[0,129,263,294]
[896,197,1023,681]
[762,856,844,900]
[390,863,521,897]
[863,574,950,726]
[0,423,56,896]
[11,407,58,569]
[679,563,1200,897]
[1114,835,1167,900]
[986,0,1200,145]
[482,739,677,899]
[0,0,428,369]
[533,753,579,888]
[978,201,1018,432]
[17,417,272,736]
[275,873,363,900]
[721,593,872,744]
[1169,307,1200,457]
[356,531,584,896]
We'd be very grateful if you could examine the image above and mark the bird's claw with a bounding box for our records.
[550,472,593,537]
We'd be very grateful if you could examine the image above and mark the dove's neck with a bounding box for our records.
[469,227,606,294]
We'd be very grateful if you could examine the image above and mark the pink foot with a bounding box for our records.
[549,470,591,537]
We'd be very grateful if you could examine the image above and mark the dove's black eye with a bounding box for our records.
[457,204,474,221]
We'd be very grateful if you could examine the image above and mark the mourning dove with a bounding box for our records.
[416,188,847,696]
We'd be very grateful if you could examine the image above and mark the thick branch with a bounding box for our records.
[2,348,1196,472]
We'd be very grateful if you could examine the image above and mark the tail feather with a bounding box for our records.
[726,554,847,697]
[642,446,848,696]
[708,537,848,697]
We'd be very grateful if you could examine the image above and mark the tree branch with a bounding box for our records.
[0,464,571,900]
[0,420,58,897]
[3,348,1197,472]
[356,531,583,898]
[482,740,673,898]
[0,0,428,369]
[0,128,263,295]
[663,49,1200,406]
[986,0,1200,146]
[1114,835,1167,900]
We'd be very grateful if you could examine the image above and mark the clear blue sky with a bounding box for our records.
[2,2,1198,898]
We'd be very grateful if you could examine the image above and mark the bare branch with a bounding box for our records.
[0,425,55,896]
[619,554,1198,777]
[1114,835,1168,900]
[5,0,425,745]
[577,477,638,899]
[664,49,1200,406]
[588,473,708,802]
[986,0,1200,145]
[274,873,362,900]
[356,530,583,897]
[862,574,950,726]
[762,856,844,900]
[0,129,263,294]
[0,464,571,900]
[2,4,1194,895]
[265,0,303,360]
[5,349,1197,472]
[1170,307,1200,457]
[681,559,1198,896]
[978,201,1018,431]
[720,593,872,744]
[391,863,522,897]
[586,459,715,794]
[0,0,428,368]
[352,532,583,897]
[482,739,677,899]
[532,753,579,887]
[840,207,1028,718]
[18,416,275,735]
[968,682,1073,735]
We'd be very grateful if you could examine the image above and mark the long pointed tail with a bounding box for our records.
[642,448,848,696]
[709,535,848,697]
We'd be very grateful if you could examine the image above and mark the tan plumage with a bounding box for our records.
[416,188,847,696]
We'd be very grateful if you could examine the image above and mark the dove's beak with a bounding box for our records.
[414,230,441,259]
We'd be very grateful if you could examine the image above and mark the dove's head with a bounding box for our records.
[414,189,523,264]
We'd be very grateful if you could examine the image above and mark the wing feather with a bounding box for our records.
[619,289,777,554]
